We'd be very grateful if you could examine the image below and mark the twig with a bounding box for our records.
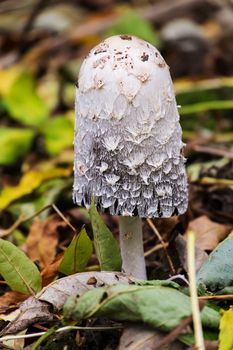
[144,242,168,257]
[199,294,233,300]
[19,0,49,54]
[187,230,205,350]
[51,204,76,233]
[193,145,233,160]
[0,203,77,238]
[0,215,26,238]
[152,314,193,350]
[187,340,218,350]
[199,177,233,186]
[146,219,175,274]
[0,325,123,342]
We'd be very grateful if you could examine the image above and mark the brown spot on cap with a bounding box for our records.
[87,277,97,285]
[141,52,149,62]
[158,61,166,68]
[94,49,107,55]
[120,35,132,41]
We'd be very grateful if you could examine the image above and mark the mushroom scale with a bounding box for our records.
[73,35,188,218]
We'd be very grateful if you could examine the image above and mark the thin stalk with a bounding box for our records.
[0,325,123,342]
[119,216,147,280]
[187,230,205,350]
[146,218,175,274]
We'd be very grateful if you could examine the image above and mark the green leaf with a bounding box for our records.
[201,304,220,330]
[89,201,122,271]
[0,127,35,165]
[4,71,48,127]
[64,283,219,334]
[106,10,160,46]
[0,238,42,295]
[41,115,74,155]
[58,227,93,275]
[180,100,233,115]
[65,284,191,331]
[219,309,233,350]
[197,233,233,292]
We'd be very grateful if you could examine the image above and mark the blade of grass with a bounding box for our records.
[187,230,205,350]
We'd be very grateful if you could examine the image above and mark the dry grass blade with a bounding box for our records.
[187,230,205,350]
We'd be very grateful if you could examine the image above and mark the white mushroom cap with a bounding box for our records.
[73,35,188,217]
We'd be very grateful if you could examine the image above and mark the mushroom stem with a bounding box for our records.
[119,216,147,280]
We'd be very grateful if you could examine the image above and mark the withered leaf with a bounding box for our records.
[119,323,185,350]
[26,216,62,268]
[0,291,27,314]
[185,215,232,251]
[0,272,134,335]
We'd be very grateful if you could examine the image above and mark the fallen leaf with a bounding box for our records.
[197,233,233,292]
[1,272,134,335]
[58,227,93,275]
[41,253,63,286]
[175,234,208,272]
[63,283,219,333]
[219,308,233,350]
[26,217,61,268]
[0,291,27,314]
[0,238,42,295]
[3,329,26,350]
[0,167,71,209]
[0,297,52,336]
[38,271,133,311]
[0,273,219,337]
[185,216,232,251]
[119,324,184,350]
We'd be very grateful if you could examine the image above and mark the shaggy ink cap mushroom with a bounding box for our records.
[74,35,188,279]
[73,35,188,218]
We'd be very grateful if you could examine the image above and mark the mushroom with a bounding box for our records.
[73,35,188,280]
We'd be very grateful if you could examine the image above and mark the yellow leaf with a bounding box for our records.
[0,167,71,209]
[219,308,233,350]
[0,66,22,96]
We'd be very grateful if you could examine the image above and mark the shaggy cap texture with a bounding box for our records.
[73,35,188,217]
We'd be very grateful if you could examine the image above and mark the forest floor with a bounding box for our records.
[0,0,232,349]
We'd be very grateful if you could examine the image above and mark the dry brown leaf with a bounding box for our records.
[25,216,64,268]
[0,272,135,336]
[38,271,135,311]
[41,253,63,286]
[184,215,232,251]
[119,324,185,350]
[175,234,208,272]
[0,291,27,314]
[0,296,53,337]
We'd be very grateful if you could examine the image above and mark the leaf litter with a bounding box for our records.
[0,0,233,349]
